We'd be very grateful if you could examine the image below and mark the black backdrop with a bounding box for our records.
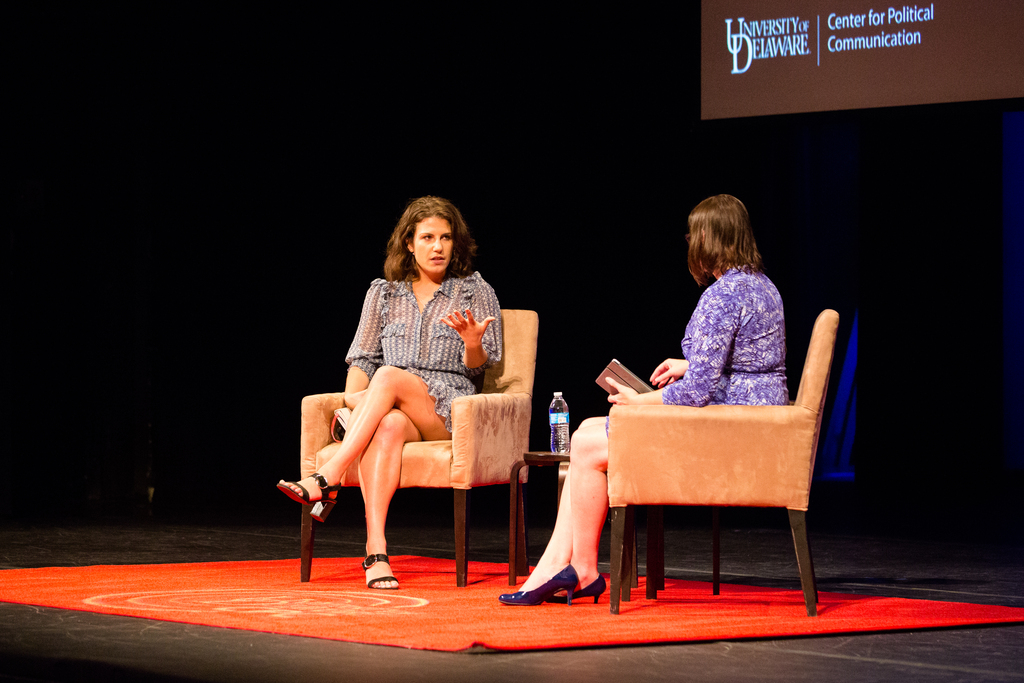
[6,6,1017,522]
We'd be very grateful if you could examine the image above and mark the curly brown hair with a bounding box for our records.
[383,196,478,282]
[686,194,764,286]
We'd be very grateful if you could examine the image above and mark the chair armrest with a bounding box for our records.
[300,393,346,478]
[607,403,819,510]
[450,392,533,488]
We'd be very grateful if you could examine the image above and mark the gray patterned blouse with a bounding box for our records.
[345,272,502,431]
[662,268,788,407]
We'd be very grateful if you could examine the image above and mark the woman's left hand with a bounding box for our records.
[605,378,640,405]
[443,309,495,347]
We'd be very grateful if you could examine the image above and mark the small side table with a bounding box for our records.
[508,451,570,585]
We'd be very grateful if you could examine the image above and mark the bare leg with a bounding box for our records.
[517,417,609,593]
[517,467,575,592]
[280,366,448,501]
[358,409,421,589]
[567,418,610,589]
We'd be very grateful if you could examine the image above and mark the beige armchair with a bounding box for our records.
[297,309,538,587]
[606,309,839,615]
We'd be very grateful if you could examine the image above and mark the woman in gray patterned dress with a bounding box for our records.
[279,196,501,589]
[500,194,786,606]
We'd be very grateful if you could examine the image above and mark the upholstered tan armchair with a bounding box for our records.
[297,309,538,587]
[606,309,839,615]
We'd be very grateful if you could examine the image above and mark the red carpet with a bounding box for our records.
[1,556,1022,652]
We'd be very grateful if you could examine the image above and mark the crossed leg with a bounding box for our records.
[357,408,419,589]
[516,416,609,593]
[280,366,450,587]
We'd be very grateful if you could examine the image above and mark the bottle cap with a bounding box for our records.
[553,391,562,396]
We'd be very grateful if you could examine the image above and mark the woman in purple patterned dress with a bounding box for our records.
[500,194,787,606]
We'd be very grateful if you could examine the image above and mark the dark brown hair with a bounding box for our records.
[686,194,764,286]
[383,196,478,282]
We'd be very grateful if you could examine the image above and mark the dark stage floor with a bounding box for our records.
[2,483,1023,683]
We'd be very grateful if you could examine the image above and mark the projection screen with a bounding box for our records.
[701,1,1024,119]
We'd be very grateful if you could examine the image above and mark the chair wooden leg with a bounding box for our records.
[517,482,527,575]
[712,507,720,595]
[609,506,631,614]
[788,509,818,616]
[455,489,471,587]
[626,518,634,589]
[508,462,528,585]
[556,461,569,507]
[620,506,636,603]
[646,505,664,598]
[300,504,314,583]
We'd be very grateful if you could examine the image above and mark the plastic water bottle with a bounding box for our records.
[549,392,570,453]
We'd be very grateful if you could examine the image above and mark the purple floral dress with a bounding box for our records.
[661,268,788,407]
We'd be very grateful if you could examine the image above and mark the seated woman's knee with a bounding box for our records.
[376,410,408,439]
[570,426,608,471]
[368,365,412,394]
[578,416,606,430]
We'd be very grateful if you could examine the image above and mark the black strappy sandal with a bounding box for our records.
[276,473,341,522]
[362,554,399,590]
[310,493,338,523]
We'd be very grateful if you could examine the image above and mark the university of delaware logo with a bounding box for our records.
[726,19,754,73]
[726,16,812,74]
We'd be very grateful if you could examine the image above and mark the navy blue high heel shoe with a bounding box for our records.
[547,574,606,604]
[498,566,579,606]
